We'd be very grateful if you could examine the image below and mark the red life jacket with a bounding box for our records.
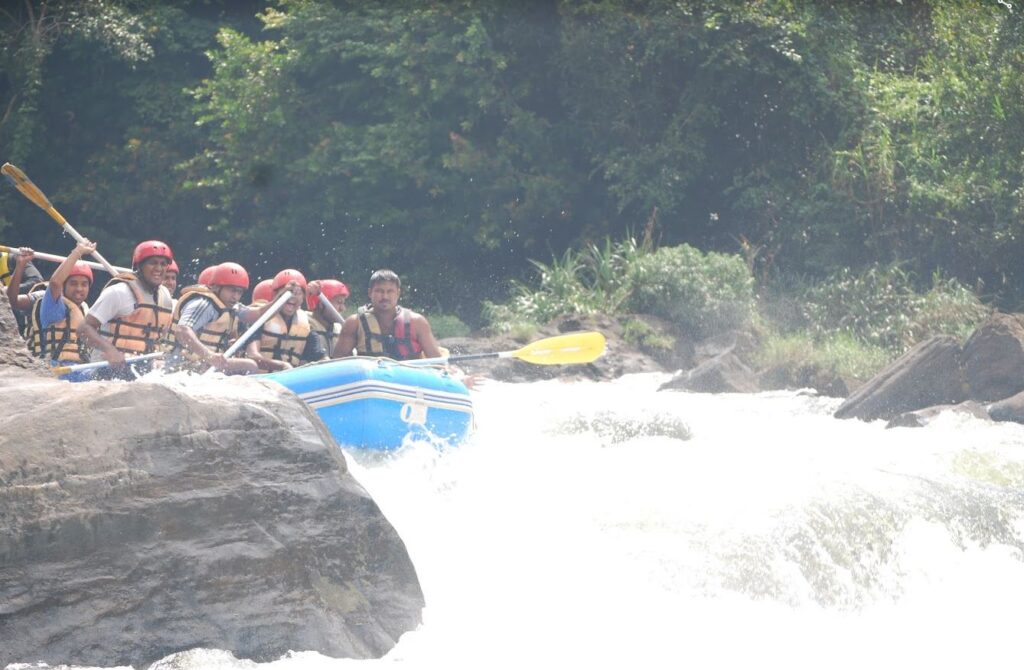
[355,305,423,360]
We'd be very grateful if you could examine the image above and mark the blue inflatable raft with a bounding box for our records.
[267,357,473,451]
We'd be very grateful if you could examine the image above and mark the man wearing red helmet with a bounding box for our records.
[245,268,328,371]
[332,269,442,360]
[166,261,260,375]
[306,278,349,355]
[78,239,175,378]
[163,259,180,300]
[8,240,96,373]
[249,278,274,306]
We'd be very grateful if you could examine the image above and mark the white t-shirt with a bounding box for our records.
[88,283,140,327]
[87,282,171,362]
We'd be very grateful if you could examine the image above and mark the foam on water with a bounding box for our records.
[11,373,1024,669]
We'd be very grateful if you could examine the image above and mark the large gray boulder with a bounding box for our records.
[0,373,423,667]
[834,335,965,421]
[962,312,1024,402]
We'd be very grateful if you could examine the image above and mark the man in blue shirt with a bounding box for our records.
[11,240,96,379]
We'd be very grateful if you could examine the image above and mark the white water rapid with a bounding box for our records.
[15,373,1024,669]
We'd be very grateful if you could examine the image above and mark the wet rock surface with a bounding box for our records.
[833,335,966,422]
[0,374,423,668]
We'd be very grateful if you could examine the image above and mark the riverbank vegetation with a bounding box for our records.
[483,235,990,383]
[0,1,1020,347]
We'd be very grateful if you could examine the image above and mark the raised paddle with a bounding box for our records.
[0,244,131,275]
[213,288,294,364]
[51,352,165,377]
[1,163,119,276]
[411,331,607,367]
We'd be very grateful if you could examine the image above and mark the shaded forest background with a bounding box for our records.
[1,0,1021,323]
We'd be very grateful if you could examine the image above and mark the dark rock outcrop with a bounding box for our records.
[658,352,760,394]
[986,391,1024,424]
[0,375,424,668]
[962,312,1024,402]
[885,401,991,429]
[834,335,965,421]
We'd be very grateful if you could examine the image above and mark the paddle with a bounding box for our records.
[53,292,295,377]
[315,288,345,325]
[51,352,164,377]
[411,331,607,367]
[215,289,293,362]
[1,163,119,276]
[0,244,131,275]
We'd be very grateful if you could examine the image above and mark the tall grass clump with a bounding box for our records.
[627,244,756,338]
[482,237,644,333]
[800,264,990,353]
[755,329,892,385]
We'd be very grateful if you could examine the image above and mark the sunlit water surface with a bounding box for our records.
[13,373,1024,669]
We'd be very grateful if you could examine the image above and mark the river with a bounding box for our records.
[14,373,1024,669]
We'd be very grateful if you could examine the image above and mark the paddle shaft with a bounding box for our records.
[221,289,293,359]
[408,331,606,367]
[443,351,509,363]
[0,245,131,275]
[52,351,164,376]
[317,292,345,324]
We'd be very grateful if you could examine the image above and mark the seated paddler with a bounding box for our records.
[77,239,175,380]
[164,261,260,375]
[332,269,442,360]
[11,240,95,379]
[245,269,328,371]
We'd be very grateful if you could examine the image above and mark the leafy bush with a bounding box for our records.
[622,318,675,352]
[800,264,989,353]
[627,244,756,338]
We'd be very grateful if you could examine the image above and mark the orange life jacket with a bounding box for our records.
[167,286,240,357]
[25,293,89,363]
[258,309,311,367]
[99,273,173,354]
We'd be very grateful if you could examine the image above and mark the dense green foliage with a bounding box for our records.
[798,265,991,352]
[628,244,755,337]
[1,0,1022,321]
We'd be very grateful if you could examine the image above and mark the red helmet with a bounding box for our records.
[67,262,93,284]
[166,259,180,274]
[132,240,173,266]
[210,262,250,289]
[252,279,274,303]
[308,278,350,310]
[271,268,307,292]
[197,265,217,285]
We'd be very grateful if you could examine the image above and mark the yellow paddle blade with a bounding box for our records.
[2,163,54,210]
[512,331,606,365]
